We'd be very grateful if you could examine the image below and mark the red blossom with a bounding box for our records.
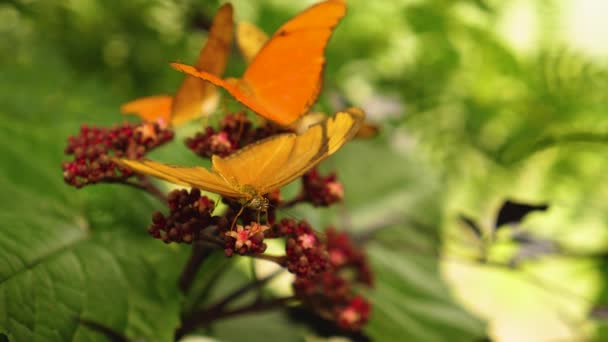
[224,222,270,256]
[301,168,344,207]
[62,122,173,188]
[291,227,373,331]
[185,111,291,159]
[281,219,329,278]
[149,188,217,244]
[337,296,371,331]
[326,227,374,286]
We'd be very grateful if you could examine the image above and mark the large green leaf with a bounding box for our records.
[0,59,190,340]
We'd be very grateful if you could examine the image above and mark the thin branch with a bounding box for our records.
[78,318,131,342]
[252,254,287,266]
[278,193,306,209]
[208,296,296,322]
[179,243,215,294]
[189,258,232,311]
[203,269,284,314]
[102,176,167,203]
[175,295,295,340]
[136,176,168,202]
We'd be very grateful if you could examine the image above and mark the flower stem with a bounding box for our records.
[203,269,284,314]
[103,176,167,203]
[175,295,296,340]
[179,243,214,294]
[136,176,167,202]
[279,193,306,209]
[253,254,287,266]
[78,318,131,342]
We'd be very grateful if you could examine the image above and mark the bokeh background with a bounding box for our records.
[2,0,608,341]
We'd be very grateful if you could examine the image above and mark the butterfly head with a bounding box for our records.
[245,195,269,211]
[237,185,269,211]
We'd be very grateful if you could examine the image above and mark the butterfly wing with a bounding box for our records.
[258,107,364,193]
[171,3,234,125]
[121,95,173,125]
[173,0,346,126]
[211,134,297,194]
[115,159,244,198]
[241,0,346,125]
[236,21,269,63]
[211,107,364,195]
[355,121,380,139]
[171,63,272,121]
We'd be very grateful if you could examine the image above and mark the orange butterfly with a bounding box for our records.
[121,3,234,126]
[116,108,364,209]
[235,17,380,139]
[171,0,347,126]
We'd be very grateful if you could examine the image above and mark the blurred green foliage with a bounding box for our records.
[2,0,608,341]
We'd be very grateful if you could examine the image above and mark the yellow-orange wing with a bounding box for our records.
[235,22,381,140]
[121,95,173,125]
[211,107,364,194]
[355,121,380,139]
[236,21,269,63]
[171,3,234,125]
[172,0,346,126]
[115,108,363,199]
[121,4,234,126]
[115,159,244,199]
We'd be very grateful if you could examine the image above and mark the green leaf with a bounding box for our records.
[0,80,188,341]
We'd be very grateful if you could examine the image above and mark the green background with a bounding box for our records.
[2,0,608,341]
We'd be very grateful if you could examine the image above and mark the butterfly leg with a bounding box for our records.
[230,204,246,230]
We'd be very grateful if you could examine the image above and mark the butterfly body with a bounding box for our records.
[242,194,270,211]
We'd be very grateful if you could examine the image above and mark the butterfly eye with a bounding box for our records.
[247,196,270,211]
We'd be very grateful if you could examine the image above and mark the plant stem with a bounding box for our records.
[253,254,287,266]
[179,243,214,294]
[78,318,131,342]
[209,296,296,322]
[202,269,284,314]
[136,176,167,202]
[103,176,167,203]
[278,193,306,209]
[175,295,296,340]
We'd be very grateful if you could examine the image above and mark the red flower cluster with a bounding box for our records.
[62,110,372,333]
[278,219,329,278]
[224,222,270,256]
[301,168,344,207]
[326,227,373,286]
[337,297,371,331]
[186,112,289,158]
[285,224,373,331]
[62,122,173,188]
[149,189,217,243]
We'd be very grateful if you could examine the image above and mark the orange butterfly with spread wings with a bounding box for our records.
[171,0,347,126]
[116,108,364,209]
[121,3,234,126]
[235,15,380,139]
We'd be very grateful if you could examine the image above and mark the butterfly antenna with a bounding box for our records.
[268,202,304,222]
